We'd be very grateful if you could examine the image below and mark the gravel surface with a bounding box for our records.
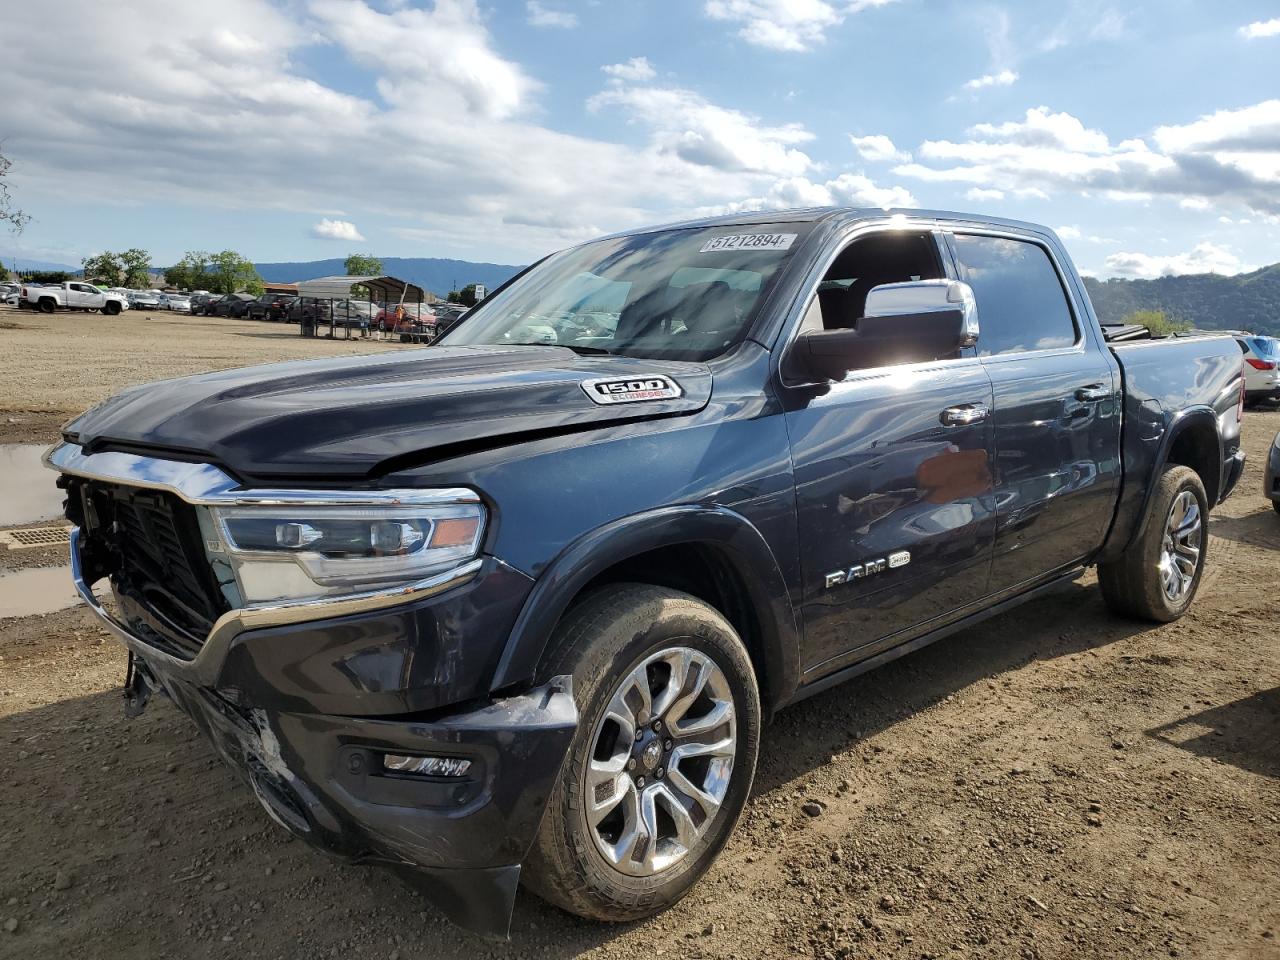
[0,313,1277,959]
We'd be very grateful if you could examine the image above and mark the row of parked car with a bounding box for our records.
[186,291,470,342]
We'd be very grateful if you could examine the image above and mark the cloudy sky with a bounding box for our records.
[2,0,1278,278]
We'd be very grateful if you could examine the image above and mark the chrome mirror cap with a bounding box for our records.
[863,279,979,348]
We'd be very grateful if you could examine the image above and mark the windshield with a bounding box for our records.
[441,224,813,361]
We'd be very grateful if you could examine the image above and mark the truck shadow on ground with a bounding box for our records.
[1208,509,1280,554]
[1146,686,1280,779]
[0,580,1163,958]
[750,580,1154,796]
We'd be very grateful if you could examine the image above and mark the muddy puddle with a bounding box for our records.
[0,443,63,525]
[0,566,110,619]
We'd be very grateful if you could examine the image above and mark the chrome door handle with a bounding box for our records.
[1075,384,1109,402]
[940,403,989,426]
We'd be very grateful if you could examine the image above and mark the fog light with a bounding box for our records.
[382,753,472,778]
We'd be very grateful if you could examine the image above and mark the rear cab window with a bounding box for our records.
[952,234,1077,356]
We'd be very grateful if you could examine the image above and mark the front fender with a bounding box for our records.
[488,505,802,713]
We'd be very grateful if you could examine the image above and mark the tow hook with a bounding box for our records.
[123,652,155,718]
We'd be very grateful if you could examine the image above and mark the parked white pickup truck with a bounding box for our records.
[21,282,130,315]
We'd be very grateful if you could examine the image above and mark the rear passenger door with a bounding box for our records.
[947,231,1121,594]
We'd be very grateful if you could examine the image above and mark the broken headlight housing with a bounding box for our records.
[205,502,486,604]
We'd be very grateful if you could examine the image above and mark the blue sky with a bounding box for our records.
[2,0,1278,278]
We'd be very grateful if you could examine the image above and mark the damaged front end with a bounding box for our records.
[125,648,575,938]
[49,442,579,939]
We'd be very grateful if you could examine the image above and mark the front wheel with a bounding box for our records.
[1099,464,1207,622]
[102,301,121,316]
[523,585,760,922]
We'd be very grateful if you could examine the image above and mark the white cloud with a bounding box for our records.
[588,84,815,176]
[1241,18,1280,39]
[1055,224,1117,244]
[964,187,1005,201]
[963,69,1018,91]
[893,103,1280,220]
[704,0,899,52]
[850,134,910,163]
[1104,243,1254,279]
[602,57,657,83]
[526,1,578,28]
[0,0,842,264]
[311,218,366,242]
[705,172,916,215]
[310,0,536,120]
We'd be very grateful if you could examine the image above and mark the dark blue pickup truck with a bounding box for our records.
[45,208,1245,937]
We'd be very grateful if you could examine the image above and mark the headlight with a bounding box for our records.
[207,502,486,603]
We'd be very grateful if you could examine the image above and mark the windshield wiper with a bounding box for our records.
[505,342,614,356]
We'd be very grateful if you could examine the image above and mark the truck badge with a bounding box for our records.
[582,376,682,405]
[825,550,911,588]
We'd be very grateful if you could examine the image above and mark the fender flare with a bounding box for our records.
[488,505,802,713]
[1123,405,1222,553]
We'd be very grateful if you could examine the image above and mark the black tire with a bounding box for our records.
[103,301,121,316]
[38,298,56,313]
[522,584,761,922]
[1098,464,1207,622]
[1272,500,1280,517]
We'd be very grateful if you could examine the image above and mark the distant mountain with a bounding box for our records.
[0,256,80,274]
[253,256,524,298]
[1084,264,1280,335]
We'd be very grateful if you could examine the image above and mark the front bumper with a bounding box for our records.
[70,531,577,938]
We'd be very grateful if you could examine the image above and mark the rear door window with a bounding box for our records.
[952,235,1077,356]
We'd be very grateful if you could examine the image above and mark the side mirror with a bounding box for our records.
[790,279,979,381]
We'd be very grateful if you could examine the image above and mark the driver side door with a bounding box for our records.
[778,226,998,679]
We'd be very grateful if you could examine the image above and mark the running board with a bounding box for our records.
[782,566,1086,707]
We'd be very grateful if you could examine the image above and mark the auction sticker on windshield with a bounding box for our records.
[582,376,683,405]
[699,233,797,253]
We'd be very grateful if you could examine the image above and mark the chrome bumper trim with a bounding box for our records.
[70,528,483,684]
[44,442,479,507]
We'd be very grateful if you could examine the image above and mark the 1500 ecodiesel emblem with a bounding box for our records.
[825,550,911,588]
[582,376,683,405]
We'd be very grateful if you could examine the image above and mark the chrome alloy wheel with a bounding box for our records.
[583,646,737,877]
[1159,490,1202,602]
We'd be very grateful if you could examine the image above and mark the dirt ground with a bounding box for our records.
[1,309,1277,959]
[0,306,391,443]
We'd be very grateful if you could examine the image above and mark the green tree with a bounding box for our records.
[82,252,123,287]
[344,253,383,276]
[1120,308,1191,337]
[447,284,478,307]
[206,250,263,295]
[20,270,71,283]
[164,250,212,290]
[120,248,153,288]
[1,147,31,234]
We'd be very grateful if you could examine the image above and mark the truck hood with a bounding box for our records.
[64,345,713,482]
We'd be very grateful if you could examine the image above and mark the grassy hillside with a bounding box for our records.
[1083,264,1280,335]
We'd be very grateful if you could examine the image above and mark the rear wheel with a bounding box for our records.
[38,298,56,313]
[1272,500,1280,517]
[523,584,760,921]
[1099,464,1207,622]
